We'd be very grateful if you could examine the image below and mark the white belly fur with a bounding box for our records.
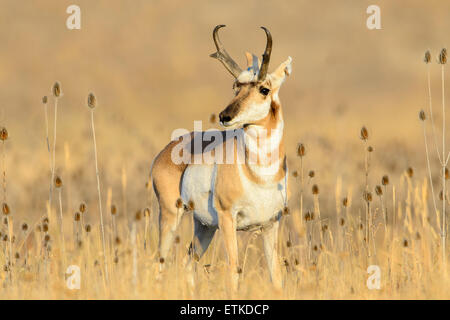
[180,163,287,230]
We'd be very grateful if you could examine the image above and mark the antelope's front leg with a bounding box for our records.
[219,210,239,292]
[262,220,282,290]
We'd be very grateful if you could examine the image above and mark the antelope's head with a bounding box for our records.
[210,25,292,128]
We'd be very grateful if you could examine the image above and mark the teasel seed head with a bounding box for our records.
[342,197,348,207]
[407,167,414,178]
[424,50,431,64]
[44,234,51,242]
[286,240,292,248]
[322,224,328,232]
[304,211,311,222]
[111,204,117,215]
[22,222,28,232]
[175,198,183,209]
[15,252,20,259]
[381,175,389,186]
[209,113,216,124]
[2,203,10,215]
[308,170,315,178]
[360,126,369,141]
[79,203,86,213]
[438,48,447,64]
[445,167,449,180]
[363,191,373,202]
[367,146,373,153]
[339,218,345,226]
[135,210,142,221]
[188,200,195,211]
[403,239,409,247]
[297,143,306,157]
[419,110,426,121]
[42,223,49,232]
[282,206,290,216]
[42,96,48,104]
[87,92,97,109]
[52,81,61,97]
[292,170,298,178]
[0,127,8,141]
[375,185,383,196]
[42,216,49,224]
[115,236,121,245]
[74,212,81,221]
[54,176,62,188]
[312,184,319,195]
[85,224,91,233]
[143,207,150,217]
[174,235,180,244]
[439,190,445,201]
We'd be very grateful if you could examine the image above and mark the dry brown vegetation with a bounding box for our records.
[0,0,448,299]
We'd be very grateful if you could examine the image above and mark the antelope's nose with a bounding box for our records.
[219,112,232,124]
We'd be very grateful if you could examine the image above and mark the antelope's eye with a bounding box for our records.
[259,87,270,96]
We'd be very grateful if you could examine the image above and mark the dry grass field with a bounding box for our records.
[0,0,448,299]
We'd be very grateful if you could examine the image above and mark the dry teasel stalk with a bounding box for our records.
[375,185,383,196]
[188,200,195,211]
[407,167,414,178]
[424,50,431,64]
[0,128,8,141]
[175,198,183,209]
[2,203,10,215]
[438,48,447,64]
[52,81,61,97]
[312,184,319,195]
[54,176,62,188]
[87,92,97,109]
[297,143,306,157]
[419,110,426,121]
[360,126,369,141]
[342,197,348,207]
[363,191,372,202]
[135,210,142,221]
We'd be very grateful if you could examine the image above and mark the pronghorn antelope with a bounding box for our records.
[151,25,292,290]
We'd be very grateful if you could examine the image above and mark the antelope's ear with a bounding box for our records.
[269,56,292,89]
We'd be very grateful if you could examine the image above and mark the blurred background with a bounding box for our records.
[0,0,448,222]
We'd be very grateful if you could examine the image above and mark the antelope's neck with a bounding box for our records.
[242,102,286,183]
